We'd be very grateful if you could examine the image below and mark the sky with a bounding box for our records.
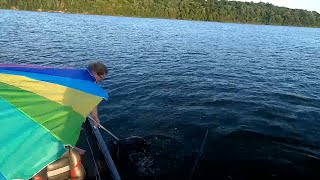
[233,0,320,13]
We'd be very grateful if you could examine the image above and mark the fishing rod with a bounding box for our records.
[88,115,120,141]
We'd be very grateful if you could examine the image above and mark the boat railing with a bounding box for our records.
[87,116,121,180]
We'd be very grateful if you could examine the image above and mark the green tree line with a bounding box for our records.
[1,0,320,27]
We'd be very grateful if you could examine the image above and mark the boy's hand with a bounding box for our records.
[94,118,100,128]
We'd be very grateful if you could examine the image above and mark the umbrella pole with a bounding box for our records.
[88,116,120,141]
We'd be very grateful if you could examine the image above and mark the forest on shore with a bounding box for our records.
[1,0,320,27]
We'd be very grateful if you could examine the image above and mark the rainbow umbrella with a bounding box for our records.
[0,64,108,179]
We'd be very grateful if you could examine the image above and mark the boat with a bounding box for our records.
[77,117,149,180]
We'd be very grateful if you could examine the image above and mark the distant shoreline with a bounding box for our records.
[1,8,318,30]
[1,0,320,28]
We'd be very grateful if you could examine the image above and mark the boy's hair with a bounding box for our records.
[88,62,108,76]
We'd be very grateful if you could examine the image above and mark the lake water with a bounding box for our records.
[1,9,320,179]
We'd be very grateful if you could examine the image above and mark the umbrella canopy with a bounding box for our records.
[0,64,108,179]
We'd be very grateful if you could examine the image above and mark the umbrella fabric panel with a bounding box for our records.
[0,98,66,180]
[0,172,5,180]
[0,69,108,100]
[0,73,103,117]
[0,82,86,146]
[0,64,96,82]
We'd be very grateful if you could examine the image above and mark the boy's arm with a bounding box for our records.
[90,106,100,127]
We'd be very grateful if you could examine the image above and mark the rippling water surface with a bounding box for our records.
[1,10,320,179]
